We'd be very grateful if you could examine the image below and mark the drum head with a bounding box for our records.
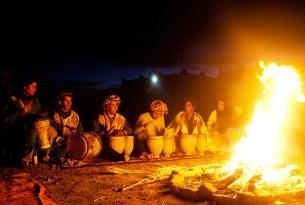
[67,133,88,160]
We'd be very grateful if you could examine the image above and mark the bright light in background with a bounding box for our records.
[151,74,158,84]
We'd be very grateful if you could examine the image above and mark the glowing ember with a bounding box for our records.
[225,61,305,188]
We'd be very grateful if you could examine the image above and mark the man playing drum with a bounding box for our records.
[51,91,83,140]
[167,99,208,154]
[93,95,133,161]
[1,79,47,167]
[50,91,83,164]
[168,99,207,136]
[134,100,168,160]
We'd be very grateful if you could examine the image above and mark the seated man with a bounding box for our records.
[1,79,47,167]
[207,100,230,151]
[50,91,83,164]
[167,99,208,152]
[168,99,207,135]
[93,95,133,161]
[134,100,168,159]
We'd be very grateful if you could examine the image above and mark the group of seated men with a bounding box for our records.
[0,79,245,168]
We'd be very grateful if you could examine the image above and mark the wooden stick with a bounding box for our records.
[116,178,150,192]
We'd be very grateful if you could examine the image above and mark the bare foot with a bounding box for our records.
[139,152,147,160]
[146,154,154,160]
[139,152,153,160]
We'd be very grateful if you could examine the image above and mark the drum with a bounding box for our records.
[147,136,164,158]
[180,134,197,155]
[109,136,126,154]
[67,132,102,161]
[163,136,175,157]
[34,119,51,149]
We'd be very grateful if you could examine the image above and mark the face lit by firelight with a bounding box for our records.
[151,111,163,119]
[24,82,37,97]
[184,101,195,116]
[107,101,119,115]
[61,95,73,112]
[217,100,225,112]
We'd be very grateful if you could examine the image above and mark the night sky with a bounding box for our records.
[4,1,305,87]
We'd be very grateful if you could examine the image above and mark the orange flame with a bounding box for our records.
[225,61,305,185]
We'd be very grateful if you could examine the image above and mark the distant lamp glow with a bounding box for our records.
[151,74,158,84]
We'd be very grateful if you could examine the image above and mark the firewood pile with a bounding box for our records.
[169,164,305,205]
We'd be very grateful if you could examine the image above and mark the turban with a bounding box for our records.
[149,100,168,115]
[103,95,121,110]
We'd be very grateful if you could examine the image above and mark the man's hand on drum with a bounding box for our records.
[61,137,71,150]
[108,126,116,136]
[116,130,127,136]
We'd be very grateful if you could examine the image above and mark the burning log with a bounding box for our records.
[212,194,238,205]
[237,191,274,205]
[216,168,243,189]
[198,182,217,198]
[246,174,262,192]
[169,163,305,204]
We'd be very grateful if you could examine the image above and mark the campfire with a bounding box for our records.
[169,62,305,204]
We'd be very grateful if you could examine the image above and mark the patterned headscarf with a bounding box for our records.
[103,95,121,110]
[149,100,168,115]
